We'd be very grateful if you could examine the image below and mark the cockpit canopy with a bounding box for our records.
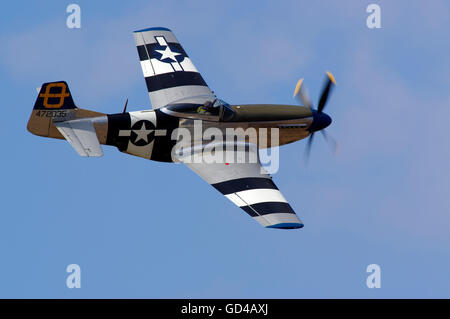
[162,98,235,121]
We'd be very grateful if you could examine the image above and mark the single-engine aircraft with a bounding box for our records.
[27,27,336,230]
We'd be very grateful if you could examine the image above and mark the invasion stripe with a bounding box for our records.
[212,177,278,195]
[225,188,287,207]
[137,45,149,61]
[240,202,295,217]
[145,72,207,92]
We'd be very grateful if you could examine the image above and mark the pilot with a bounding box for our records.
[197,100,214,114]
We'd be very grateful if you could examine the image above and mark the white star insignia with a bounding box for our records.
[155,46,181,62]
[133,122,153,143]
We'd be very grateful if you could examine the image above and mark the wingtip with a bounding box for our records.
[133,26,172,33]
[267,223,304,229]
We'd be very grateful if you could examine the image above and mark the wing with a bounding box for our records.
[176,143,304,229]
[54,119,103,157]
[133,27,216,109]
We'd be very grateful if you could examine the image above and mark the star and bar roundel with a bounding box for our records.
[152,37,186,64]
[117,119,158,147]
[129,120,156,146]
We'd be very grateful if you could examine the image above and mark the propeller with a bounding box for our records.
[293,72,337,162]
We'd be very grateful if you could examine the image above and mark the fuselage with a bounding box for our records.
[79,103,331,162]
[28,100,331,163]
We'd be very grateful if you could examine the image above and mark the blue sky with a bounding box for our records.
[1,0,450,298]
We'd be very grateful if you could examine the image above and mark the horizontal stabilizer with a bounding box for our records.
[54,119,103,157]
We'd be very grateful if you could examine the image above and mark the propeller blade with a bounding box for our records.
[321,130,338,156]
[293,78,313,109]
[317,71,336,113]
[304,132,315,163]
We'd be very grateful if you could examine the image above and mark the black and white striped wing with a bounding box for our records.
[133,27,216,109]
[180,147,304,229]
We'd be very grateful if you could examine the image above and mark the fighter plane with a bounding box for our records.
[27,27,336,229]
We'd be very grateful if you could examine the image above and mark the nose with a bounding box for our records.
[308,111,332,132]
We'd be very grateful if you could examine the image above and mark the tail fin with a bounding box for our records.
[27,81,77,137]
[33,81,76,110]
[27,81,104,138]
[27,81,106,157]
